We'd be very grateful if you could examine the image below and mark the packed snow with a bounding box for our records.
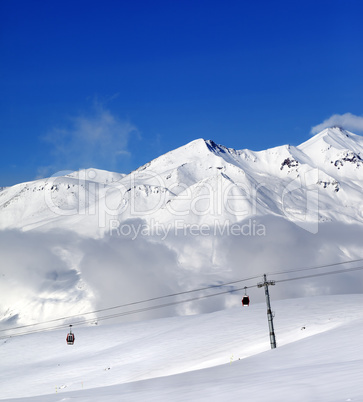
[1,295,363,401]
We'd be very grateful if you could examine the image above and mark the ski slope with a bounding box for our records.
[1,294,363,401]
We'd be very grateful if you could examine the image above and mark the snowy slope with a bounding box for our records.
[1,295,363,401]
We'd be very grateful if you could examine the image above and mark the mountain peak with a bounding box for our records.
[205,139,229,154]
[298,126,363,154]
[323,125,351,138]
[330,125,346,132]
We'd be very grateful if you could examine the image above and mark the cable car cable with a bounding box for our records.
[0,284,256,340]
[269,257,363,277]
[4,262,363,340]
[3,262,363,340]
[0,274,261,334]
[2,256,361,334]
[273,264,363,284]
[2,258,363,338]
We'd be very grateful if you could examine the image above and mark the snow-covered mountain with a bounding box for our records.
[1,126,363,235]
[1,126,363,328]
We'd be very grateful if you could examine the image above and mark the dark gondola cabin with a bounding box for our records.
[242,296,250,307]
[66,325,75,345]
[66,332,75,345]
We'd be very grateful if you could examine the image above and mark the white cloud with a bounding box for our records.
[2,217,363,328]
[311,113,363,135]
[42,102,138,175]
[0,228,181,327]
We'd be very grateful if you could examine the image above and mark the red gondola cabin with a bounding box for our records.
[66,325,75,345]
[66,332,75,345]
[242,296,250,306]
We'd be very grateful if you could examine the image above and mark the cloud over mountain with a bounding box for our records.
[41,102,138,175]
[311,113,363,134]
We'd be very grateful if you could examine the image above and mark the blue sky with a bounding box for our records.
[1,0,363,186]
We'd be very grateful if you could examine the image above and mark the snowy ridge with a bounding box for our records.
[1,127,363,233]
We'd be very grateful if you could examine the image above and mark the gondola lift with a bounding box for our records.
[66,325,75,345]
[242,287,250,307]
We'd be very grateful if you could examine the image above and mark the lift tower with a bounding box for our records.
[258,274,277,349]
